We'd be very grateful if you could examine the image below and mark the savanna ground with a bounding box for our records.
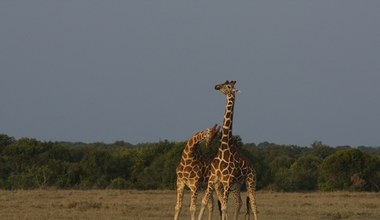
[0,190,379,220]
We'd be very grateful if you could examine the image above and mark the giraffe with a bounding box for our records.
[174,124,221,220]
[198,80,258,220]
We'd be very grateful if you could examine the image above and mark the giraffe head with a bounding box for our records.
[205,124,221,147]
[214,80,240,96]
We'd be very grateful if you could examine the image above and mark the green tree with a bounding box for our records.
[242,145,272,189]
[319,149,378,191]
[273,168,294,191]
[7,172,37,189]
[269,156,293,173]
[0,156,11,188]
[108,177,132,189]
[0,134,15,151]
[305,141,335,159]
[66,163,83,187]
[290,156,321,190]
[80,150,112,188]
[161,142,184,189]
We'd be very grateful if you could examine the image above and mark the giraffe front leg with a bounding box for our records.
[174,180,185,220]
[198,183,214,220]
[221,184,232,220]
[189,186,198,220]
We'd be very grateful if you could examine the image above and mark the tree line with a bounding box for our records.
[0,134,379,191]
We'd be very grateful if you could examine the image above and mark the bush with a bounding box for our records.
[108,177,132,189]
[318,149,379,191]
[290,156,321,190]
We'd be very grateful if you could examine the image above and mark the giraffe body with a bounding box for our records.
[198,81,258,220]
[174,124,220,220]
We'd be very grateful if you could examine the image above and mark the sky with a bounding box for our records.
[1,1,380,147]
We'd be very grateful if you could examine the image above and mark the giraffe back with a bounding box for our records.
[176,124,220,190]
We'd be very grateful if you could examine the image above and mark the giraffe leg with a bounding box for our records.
[207,193,214,220]
[214,183,223,220]
[221,185,231,220]
[174,180,185,220]
[244,196,250,220]
[246,178,257,220]
[190,186,198,220]
[198,183,214,220]
[220,196,228,220]
[230,187,242,220]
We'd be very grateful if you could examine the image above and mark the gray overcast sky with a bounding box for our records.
[1,1,380,147]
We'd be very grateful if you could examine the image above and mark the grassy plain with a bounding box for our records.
[0,190,379,220]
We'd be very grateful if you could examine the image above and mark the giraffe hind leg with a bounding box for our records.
[245,196,250,220]
[246,179,257,220]
[230,185,242,220]
[198,183,214,220]
[214,183,223,220]
[247,192,257,220]
[207,193,214,220]
[174,181,185,220]
[221,184,231,220]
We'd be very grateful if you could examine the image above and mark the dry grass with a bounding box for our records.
[0,190,379,220]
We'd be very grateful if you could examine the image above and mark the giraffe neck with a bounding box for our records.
[220,94,235,151]
[183,130,208,157]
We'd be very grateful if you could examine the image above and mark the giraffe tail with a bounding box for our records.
[217,199,222,220]
[245,196,250,220]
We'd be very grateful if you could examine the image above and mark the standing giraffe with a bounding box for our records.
[174,124,221,220]
[198,80,258,220]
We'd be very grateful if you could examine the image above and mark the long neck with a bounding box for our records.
[220,94,235,150]
[184,130,207,156]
